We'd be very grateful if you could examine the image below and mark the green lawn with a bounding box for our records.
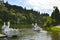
[50,27,60,32]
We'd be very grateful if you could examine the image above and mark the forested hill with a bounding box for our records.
[1,2,60,27]
[4,3,40,14]
[4,3,24,12]
[0,2,41,24]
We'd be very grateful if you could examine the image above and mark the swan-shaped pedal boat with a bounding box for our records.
[2,22,20,37]
[32,23,40,32]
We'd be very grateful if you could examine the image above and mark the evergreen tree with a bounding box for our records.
[51,6,60,25]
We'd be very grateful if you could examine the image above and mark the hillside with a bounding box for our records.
[0,2,41,24]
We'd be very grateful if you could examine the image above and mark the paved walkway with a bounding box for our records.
[56,25,60,28]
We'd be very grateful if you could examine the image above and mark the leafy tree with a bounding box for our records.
[51,6,60,25]
[2,11,9,22]
[29,13,35,23]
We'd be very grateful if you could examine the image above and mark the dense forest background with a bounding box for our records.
[0,2,60,28]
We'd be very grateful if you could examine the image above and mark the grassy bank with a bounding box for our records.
[10,24,33,29]
[50,26,60,32]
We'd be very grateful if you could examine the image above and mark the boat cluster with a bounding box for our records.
[2,22,41,37]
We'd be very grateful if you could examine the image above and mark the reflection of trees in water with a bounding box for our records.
[6,37,19,40]
[0,37,19,40]
[51,32,60,40]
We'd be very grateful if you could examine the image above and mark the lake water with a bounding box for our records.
[0,28,60,40]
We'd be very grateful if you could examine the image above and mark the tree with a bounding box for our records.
[2,11,9,22]
[51,6,60,25]
[29,13,35,23]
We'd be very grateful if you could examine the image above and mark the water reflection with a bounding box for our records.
[0,29,60,40]
[51,32,60,40]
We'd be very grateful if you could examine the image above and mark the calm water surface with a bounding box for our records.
[0,29,60,40]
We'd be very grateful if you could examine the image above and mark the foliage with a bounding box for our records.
[39,13,55,28]
[0,2,60,29]
[0,2,41,24]
[51,6,60,25]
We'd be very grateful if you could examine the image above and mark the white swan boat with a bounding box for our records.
[2,22,20,37]
[32,23,40,32]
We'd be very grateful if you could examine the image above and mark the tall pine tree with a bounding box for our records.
[51,6,60,25]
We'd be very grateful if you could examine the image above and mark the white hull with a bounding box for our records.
[2,22,20,37]
[33,28,40,32]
